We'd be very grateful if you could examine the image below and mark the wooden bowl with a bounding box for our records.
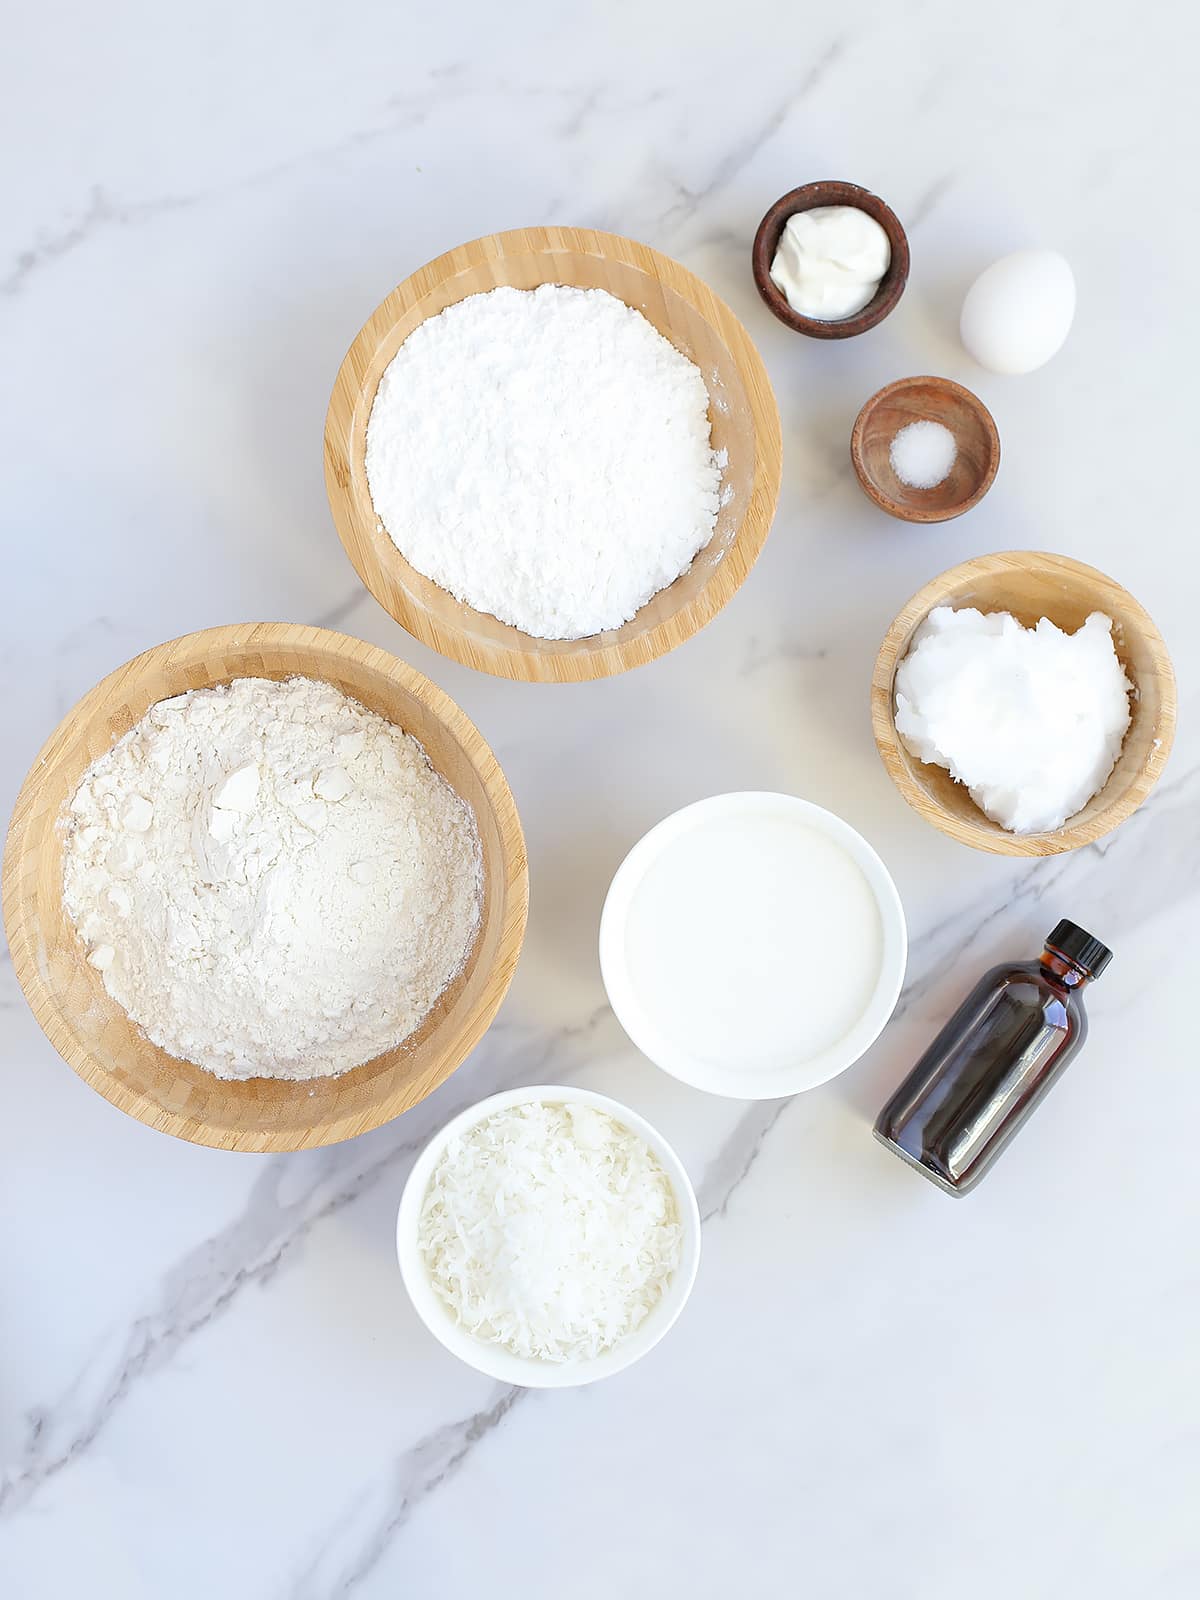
[852,376,999,523]
[325,226,782,683]
[2,624,528,1151]
[871,553,1176,857]
[751,181,910,339]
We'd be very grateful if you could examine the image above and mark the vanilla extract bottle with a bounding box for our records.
[874,921,1112,1195]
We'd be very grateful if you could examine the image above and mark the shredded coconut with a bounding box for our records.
[61,677,481,1080]
[419,1101,682,1362]
[895,608,1132,833]
[365,284,722,640]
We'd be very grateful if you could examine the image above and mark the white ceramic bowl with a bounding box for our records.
[396,1084,702,1388]
[599,793,908,1099]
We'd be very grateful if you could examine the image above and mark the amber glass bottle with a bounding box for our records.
[874,920,1112,1195]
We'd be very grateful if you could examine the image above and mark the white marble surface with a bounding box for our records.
[2,4,1198,1595]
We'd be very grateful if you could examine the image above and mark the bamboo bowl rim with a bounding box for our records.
[871,552,1177,857]
[324,225,783,683]
[2,624,529,1151]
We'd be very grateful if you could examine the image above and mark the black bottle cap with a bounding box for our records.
[1046,920,1112,978]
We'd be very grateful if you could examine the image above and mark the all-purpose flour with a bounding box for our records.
[61,678,481,1080]
[365,284,723,640]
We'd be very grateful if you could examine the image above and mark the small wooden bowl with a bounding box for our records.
[871,553,1176,857]
[325,226,782,683]
[852,376,999,523]
[751,181,910,339]
[2,624,528,1151]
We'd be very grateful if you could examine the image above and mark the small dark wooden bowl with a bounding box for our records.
[851,375,1000,524]
[752,181,909,339]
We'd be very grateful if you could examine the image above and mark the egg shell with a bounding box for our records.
[959,249,1075,375]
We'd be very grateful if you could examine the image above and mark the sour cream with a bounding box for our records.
[769,205,891,321]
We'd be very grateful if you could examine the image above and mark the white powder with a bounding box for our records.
[895,608,1133,833]
[61,677,482,1080]
[365,284,722,640]
[419,1101,682,1363]
[889,419,957,489]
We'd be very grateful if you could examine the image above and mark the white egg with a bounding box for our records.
[959,249,1075,375]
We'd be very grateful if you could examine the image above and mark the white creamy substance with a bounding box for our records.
[622,807,884,1073]
[365,284,723,640]
[61,677,482,1080]
[895,608,1132,833]
[769,205,891,321]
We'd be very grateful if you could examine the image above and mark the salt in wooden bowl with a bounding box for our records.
[871,552,1176,857]
[2,624,528,1151]
[852,376,1000,523]
[325,226,782,683]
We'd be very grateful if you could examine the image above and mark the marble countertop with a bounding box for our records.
[2,4,1197,1596]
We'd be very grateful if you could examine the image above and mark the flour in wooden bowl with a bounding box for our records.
[365,284,723,640]
[60,677,481,1080]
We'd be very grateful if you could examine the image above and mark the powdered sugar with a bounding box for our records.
[61,677,482,1080]
[365,284,723,640]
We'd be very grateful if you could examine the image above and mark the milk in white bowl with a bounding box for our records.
[600,793,907,1099]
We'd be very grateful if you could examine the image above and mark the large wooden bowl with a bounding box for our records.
[871,552,1176,857]
[2,625,528,1151]
[324,226,782,682]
